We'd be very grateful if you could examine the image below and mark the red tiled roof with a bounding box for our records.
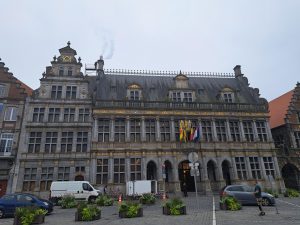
[269,90,293,129]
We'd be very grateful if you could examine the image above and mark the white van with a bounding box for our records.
[49,181,100,204]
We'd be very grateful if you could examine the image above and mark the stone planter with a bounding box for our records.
[119,207,143,218]
[219,202,227,210]
[75,211,101,221]
[162,206,186,215]
[14,215,45,225]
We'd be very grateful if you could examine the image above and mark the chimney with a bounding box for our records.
[233,65,242,77]
[96,55,104,71]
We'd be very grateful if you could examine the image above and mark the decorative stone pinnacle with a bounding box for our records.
[53,55,57,61]
[67,41,71,46]
[78,57,81,62]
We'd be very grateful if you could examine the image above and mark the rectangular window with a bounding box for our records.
[223,93,233,103]
[183,92,192,102]
[66,86,77,99]
[4,107,17,121]
[76,132,88,152]
[215,120,227,142]
[75,166,85,172]
[59,67,64,76]
[96,159,108,184]
[98,119,110,142]
[130,158,141,181]
[40,167,53,191]
[114,158,125,183]
[129,90,140,100]
[0,84,6,97]
[243,121,254,142]
[78,108,90,122]
[48,108,60,123]
[23,168,37,191]
[256,121,267,142]
[32,107,45,122]
[160,119,170,142]
[172,92,181,102]
[249,157,261,179]
[67,67,73,76]
[63,108,75,122]
[114,118,125,142]
[263,157,275,178]
[201,120,213,142]
[229,121,240,142]
[235,157,247,180]
[295,132,300,148]
[28,132,42,153]
[61,132,73,152]
[45,132,58,153]
[51,86,62,99]
[0,133,13,153]
[145,119,156,142]
[58,167,70,181]
[130,119,141,142]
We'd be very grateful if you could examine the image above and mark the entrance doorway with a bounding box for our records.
[282,163,300,190]
[147,161,157,180]
[75,175,84,181]
[222,160,232,185]
[178,160,196,192]
[0,180,7,197]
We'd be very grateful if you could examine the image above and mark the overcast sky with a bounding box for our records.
[1,0,299,101]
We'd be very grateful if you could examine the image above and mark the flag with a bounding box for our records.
[189,127,194,141]
[179,127,184,142]
[193,126,200,142]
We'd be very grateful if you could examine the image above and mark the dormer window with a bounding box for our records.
[127,83,142,101]
[170,91,194,102]
[183,92,192,102]
[172,92,181,102]
[220,87,235,103]
[223,93,233,103]
[59,67,64,76]
[130,90,140,100]
[67,67,73,76]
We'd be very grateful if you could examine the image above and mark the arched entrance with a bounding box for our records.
[75,175,84,181]
[222,160,232,185]
[178,160,196,192]
[164,160,173,192]
[282,163,300,190]
[207,160,218,191]
[147,161,157,180]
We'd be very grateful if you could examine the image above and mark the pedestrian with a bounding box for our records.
[103,185,107,195]
[182,182,188,197]
[254,181,265,216]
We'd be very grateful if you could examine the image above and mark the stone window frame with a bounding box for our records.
[170,91,193,102]
[48,108,60,123]
[172,91,181,102]
[28,132,42,153]
[61,131,73,152]
[23,168,37,191]
[201,120,213,142]
[32,107,45,122]
[0,84,6,97]
[294,132,300,148]
[45,132,58,153]
[249,156,261,179]
[0,133,14,153]
[59,66,64,76]
[127,84,142,101]
[58,167,70,181]
[263,157,275,178]
[96,159,108,184]
[183,92,193,102]
[51,85,62,99]
[130,158,141,181]
[114,158,125,184]
[66,86,77,99]
[63,108,75,122]
[78,108,90,122]
[40,167,54,191]
[114,118,126,142]
[160,119,171,142]
[76,132,88,152]
[67,66,73,76]
[256,120,267,142]
[235,157,247,180]
[145,118,156,142]
[75,166,85,172]
[243,121,254,142]
[4,106,17,121]
[229,120,240,142]
[215,120,227,142]
[98,119,110,142]
[130,118,141,142]
[220,87,235,103]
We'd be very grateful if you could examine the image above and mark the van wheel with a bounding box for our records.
[88,196,97,203]
[0,209,5,218]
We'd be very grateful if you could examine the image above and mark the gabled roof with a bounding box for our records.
[269,90,293,129]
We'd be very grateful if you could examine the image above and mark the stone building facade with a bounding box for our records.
[0,59,32,196]
[12,43,285,198]
[269,83,300,190]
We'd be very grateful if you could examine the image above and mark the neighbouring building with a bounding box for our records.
[269,83,300,191]
[0,59,32,196]
[12,43,285,198]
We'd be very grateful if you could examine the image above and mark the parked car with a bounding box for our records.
[0,193,53,218]
[220,185,275,206]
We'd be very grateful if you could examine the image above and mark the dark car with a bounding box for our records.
[0,193,53,218]
[220,185,275,206]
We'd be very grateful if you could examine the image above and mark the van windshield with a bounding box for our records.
[83,183,94,191]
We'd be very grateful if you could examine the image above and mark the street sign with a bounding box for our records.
[188,152,199,163]
[190,168,200,177]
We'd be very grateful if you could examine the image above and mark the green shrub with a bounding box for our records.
[139,193,156,204]
[79,205,101,221]
[58,195,77,208]
[284,188,300,197]
[95,195,114,206]
[118,201,141,218]
[163,197,186,215]
[220,196,241,211]
[15,207,47,225]
[264,189,279,198]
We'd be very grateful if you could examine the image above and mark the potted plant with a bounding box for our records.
[284,188,300,197]
[75,202,101,221]
[162,197,186,216]
[219,196,242,211]
[118,202,143,218]
[58,195,77,209]
[95,195,114,206]
[219,197,227,210]
[139,193,156,205]
[14,207,47,225]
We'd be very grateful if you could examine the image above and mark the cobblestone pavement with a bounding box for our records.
[1,195,300,225]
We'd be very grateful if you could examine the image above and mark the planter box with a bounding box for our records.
[219,202,227,210]
[119,208,143,218]
[75,211,101,221]
[162,206,186,215]
[14,215,45,225]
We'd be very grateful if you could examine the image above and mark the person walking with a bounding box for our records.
[254,181,265,216]
[182,182,188,197]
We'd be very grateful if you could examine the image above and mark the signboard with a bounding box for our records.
[188,152,198,163]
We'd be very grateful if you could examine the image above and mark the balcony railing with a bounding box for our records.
[94,100,268,112]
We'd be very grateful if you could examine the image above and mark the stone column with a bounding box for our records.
[170,117,176,142]
[156,117,161,142]
[141,156,146,180]
[239,119,246,141]
[109,117,115,142]
[125,117,130,142]
[211,119,218,141]
[56,132,61,153]
[252,120,259,141]
[141,117,146,142]
[90,158,97,184]
[265,119,273,142]
[290,131,297,148]
[108,157,114,184]
[259,157,267,180]
[72,131,77,152]
[272,156,281,179]
[226,120,232,141]
[245,157,253,179]
[125,157,131,182]
[92,118,98,142]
